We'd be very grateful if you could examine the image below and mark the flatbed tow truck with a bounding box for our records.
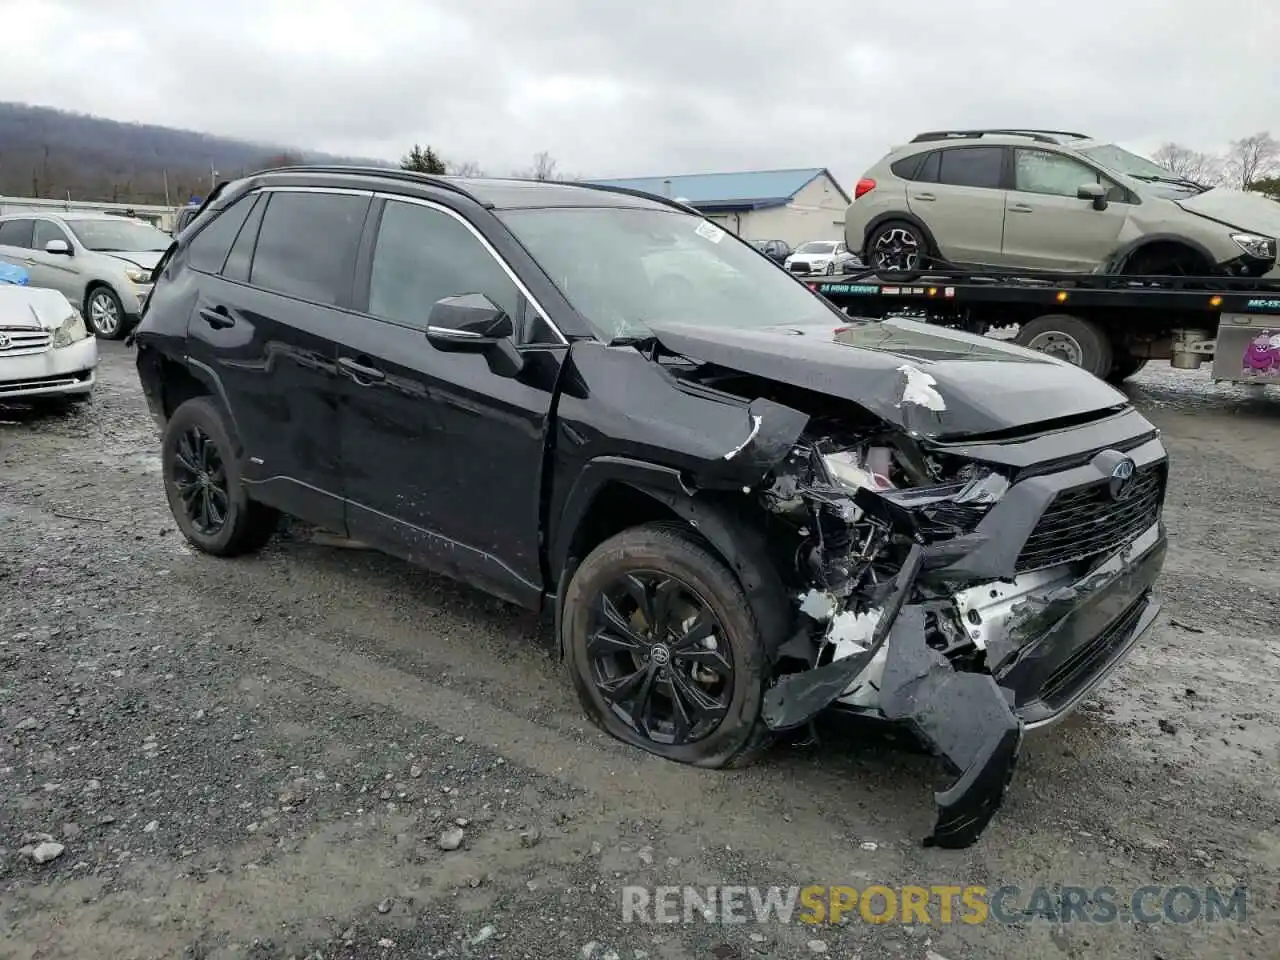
[803,267,1280,385]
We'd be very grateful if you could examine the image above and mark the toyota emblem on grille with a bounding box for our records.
[0,332,11,350]
[1108,459,1136,500]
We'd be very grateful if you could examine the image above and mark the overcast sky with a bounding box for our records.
[4,0,1277,190]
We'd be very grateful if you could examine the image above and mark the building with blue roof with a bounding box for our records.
[585,167,850,245]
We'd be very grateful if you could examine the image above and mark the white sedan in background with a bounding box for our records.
[0,285,97,406]
[784,240,861,276]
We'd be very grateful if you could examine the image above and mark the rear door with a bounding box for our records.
[183,186,371,531]
[1001,148,1132,271]
[906,146,1008,266]
[336,195,568,605]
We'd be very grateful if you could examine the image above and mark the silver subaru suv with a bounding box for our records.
[845,129,1280,282]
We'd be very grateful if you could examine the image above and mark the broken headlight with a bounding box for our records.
[50,308,89,348]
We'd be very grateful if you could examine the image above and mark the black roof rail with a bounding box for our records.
[560,180,704,216]
[910,129,1091,145]
[253,164,488,206]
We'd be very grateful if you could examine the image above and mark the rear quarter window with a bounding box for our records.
[187,196,257,275]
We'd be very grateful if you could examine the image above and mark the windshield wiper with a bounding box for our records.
[1128,174,1208,193]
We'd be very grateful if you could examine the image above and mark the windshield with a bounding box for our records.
[498,207,842,341]
[796,241,836,254]
[67,219,171,252]
[1077,144,1204,194]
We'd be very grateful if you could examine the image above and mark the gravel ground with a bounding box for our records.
[1,342,1277,960]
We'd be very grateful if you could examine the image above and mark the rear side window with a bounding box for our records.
[890,154,926,180]
[223,195,266,283]
[248,191,370,306]
[187,197,256,275]
[0,219,34,248]
[938,147,1004,189]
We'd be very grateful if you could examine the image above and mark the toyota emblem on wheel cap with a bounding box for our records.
[1108,459,1135,500]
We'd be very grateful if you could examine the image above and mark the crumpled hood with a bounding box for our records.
[102,250,164,271]
[1175,188,1280,237]
[644,317,1130,439]
[0,286,78,330]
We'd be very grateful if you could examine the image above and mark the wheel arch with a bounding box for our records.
[1102,233,1218,275]
[550,457,792,661]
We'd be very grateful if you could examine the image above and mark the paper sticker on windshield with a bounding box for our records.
[695,221,725,244]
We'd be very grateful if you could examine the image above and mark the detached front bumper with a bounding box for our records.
[0,336,98,400]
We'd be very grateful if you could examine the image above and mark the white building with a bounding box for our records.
[585,167,850,246]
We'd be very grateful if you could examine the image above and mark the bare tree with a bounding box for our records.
[1151,142,1223,186]
[1223,132,1279,190]
[514,151,560,181]
[446,159,485,177]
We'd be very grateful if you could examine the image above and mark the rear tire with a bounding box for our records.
[866,219,928,282]
[162,397,278,556]
[1016,314,1114,379]
[562,523,772,770]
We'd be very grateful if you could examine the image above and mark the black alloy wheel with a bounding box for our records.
[172,424,229,536]
[161,397,278,556]
[586,570,733,746]
[562,523,772,769]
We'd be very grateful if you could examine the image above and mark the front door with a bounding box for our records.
[1001,148,1131,271]
[183,186,371,532]
[29,220,80,300]
[336,195,568,606]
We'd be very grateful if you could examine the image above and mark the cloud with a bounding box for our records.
[3,0,1276,189]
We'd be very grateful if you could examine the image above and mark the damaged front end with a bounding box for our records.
[752,426,1027,848]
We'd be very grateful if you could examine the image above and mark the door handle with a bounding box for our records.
[912,193,936,201]
[337,356,386,384]
[199,305,235,329]
[1007,203,1034,213]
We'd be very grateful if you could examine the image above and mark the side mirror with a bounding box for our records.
[1077,183,1108,211]
[425,293,524,378]
[45,239,72,255]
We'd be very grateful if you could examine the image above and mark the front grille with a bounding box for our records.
[0,370,90,395]
[789,262,810,273]
[0,328,51,356]
[1014,462,1165,574]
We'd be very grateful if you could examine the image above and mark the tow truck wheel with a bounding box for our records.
[562,523,772,770]
[1016,314,1114,380]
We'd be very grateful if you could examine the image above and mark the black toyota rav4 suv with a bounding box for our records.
[132,166,1169,847]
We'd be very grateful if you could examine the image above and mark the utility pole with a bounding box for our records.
[163,169,171,207]
[209,163,218,192]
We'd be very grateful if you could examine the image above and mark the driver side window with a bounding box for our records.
[1015,149,1127,202]
[368,200,523,334]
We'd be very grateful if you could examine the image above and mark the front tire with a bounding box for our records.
[162,397,278,556]
[562,524,771,769]
[85,286,127,339]
[867,219,928,282]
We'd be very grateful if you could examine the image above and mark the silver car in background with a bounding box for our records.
[0,285,97,405]
[0,213,171,339]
